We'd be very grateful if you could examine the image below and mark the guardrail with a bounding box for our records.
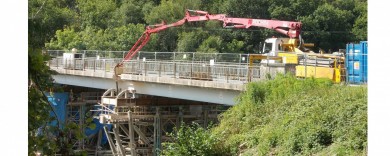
[46,50,252,64]
[47,50,350,84]
[48,57,253,83]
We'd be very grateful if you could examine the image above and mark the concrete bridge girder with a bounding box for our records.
[53,74,240,105]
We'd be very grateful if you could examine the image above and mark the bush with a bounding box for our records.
[161,75,367,155]
[212,74,367,155]
[162,122,228,156]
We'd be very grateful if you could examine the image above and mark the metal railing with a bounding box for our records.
[122,60,253,83]
[47,50,354,84]
[46,50,251,64]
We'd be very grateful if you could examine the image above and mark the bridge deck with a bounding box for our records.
[48,51,295,105]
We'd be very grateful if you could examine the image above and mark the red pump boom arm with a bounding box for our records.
[121,10,226,63]
[120,10,302,63]
[222,17,301,38]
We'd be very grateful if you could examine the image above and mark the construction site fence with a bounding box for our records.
[47,50,357,84]
[46,50,252,64]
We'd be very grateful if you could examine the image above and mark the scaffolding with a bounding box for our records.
[95,88,227,156]
[67,91,105,154]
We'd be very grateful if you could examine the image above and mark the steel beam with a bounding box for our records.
[113,124,126,156]
[95,129,102,156]
[128,111,136,156]
[103,126,118,156]
[153,107,161,156]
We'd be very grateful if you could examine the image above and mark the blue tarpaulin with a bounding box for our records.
[85,104,114,145]
[45,92,112,145]
[46,92,68,129]
[85,118,112,145]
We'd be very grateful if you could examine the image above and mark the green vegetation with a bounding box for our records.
[164,74,367,155]
[29,0,90,155]
[29,0,367,155]
[162,123,223,156]
[41,0,367,52]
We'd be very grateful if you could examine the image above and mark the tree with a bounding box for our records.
[225,39,245,53]
[299,3,355,51]
[197,35,223,53]
[29,0,86,155]
[76,0,117,29]
[112,0,157,26]
[351,0,367,41]
[28,0,77,49]
[176,30,208,52]
[45,27,86,50]
[28,49,59,155]
[220,0,270,19]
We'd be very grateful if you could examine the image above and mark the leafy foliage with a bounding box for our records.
[76,0,117,29]
[44,0,367,52]
[162,123,227,156]
[351,0,367,41]
[197,35,223,53]
[211,75,367,155]
[28,0,77,49]
[30,0,368,155]
[161,75,366,155]
[300,3,355,51]
[177,30,208,52]
[29,0,89,155]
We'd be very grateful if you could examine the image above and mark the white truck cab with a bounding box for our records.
[262,37,291,56]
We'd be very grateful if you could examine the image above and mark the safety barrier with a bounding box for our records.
[47,50,351,83]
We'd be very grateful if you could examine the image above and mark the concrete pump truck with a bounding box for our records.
[114,9,344,83]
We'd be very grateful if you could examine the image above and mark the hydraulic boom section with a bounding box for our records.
[222,17,301,38]
[115,9,306,77]
[119,9,304,65]
[114,9,225,76]
[120,10,226,64]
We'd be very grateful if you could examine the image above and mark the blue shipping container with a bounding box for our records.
[346,41,368,84]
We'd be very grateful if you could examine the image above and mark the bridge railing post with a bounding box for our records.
[247,65,251,83]
[83,50,86,70]
[73,57,76,70]
[144,62,147,76]
[159,62,161,77]
[83,58,86,71]
[190,63,193,80]
[192,53,195,64]
[103,59,106,77]
[239,54,241,77]
[173,63,176,78]
[226,66,229,83]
